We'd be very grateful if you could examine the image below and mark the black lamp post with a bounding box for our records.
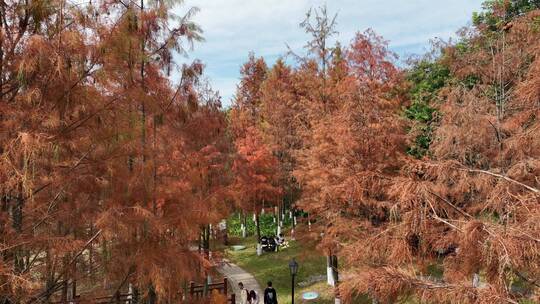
[289,258,299,304]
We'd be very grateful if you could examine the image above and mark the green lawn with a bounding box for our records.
[221,234,538,304]
[225,236,335,304]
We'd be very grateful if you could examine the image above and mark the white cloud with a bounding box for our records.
[174,0,484,106]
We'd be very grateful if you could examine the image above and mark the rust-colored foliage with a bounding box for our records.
[232,126,281,213]
[256,6,540,303]
[339,9,540,304]
[259,60,303,206]
[229,54,282,237]
[2,1,540,303]
[0,0,230,302]
[292,31,405,253]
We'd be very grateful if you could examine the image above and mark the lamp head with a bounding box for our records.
[289,258,299,276]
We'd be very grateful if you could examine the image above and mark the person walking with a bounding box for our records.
[249,290,259,304]
[239,282,249,304]
[263,281,278,304]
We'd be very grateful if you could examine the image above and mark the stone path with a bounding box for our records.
[218,259,263,304]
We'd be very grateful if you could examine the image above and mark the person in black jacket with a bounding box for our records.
[263,281,278,304]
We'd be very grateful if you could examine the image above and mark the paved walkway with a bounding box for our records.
[218,259,262,304]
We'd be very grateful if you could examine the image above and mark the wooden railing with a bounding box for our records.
[189,277,228,297]
[48,277,235,304]
[189,277,235,303]
[93,293,134,304]
[49,292,134,304]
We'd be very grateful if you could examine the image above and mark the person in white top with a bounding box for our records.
[239,282,249,304]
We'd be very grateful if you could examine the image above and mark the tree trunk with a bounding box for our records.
[198,227,203,254]
[204,224,210,259]
[255,213,261,243]
[326,254,339,286]
[256,212,262,256]
[44,248,55,303]
[89,225,95,284]
[326,255,333,286]
[13,188,24,274]
[70,262,77,301]
[132,286,140,304]
[223,220,228,245]
[332,254,339,283]
[242,213,247,238]
[147,286,157,304]
[61,278,68,304]
[277,202,281,226]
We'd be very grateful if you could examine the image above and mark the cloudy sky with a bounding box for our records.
[174,0,484,106]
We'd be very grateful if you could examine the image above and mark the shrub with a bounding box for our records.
[227,212,293,237]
